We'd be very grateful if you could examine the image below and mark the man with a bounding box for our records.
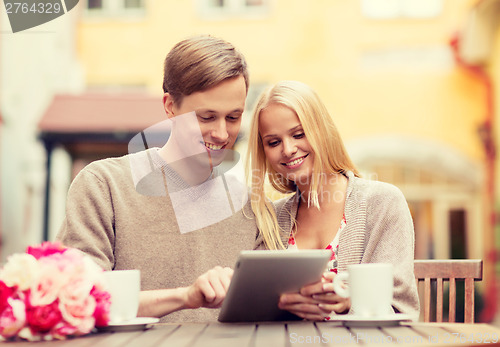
[56,35,257,322]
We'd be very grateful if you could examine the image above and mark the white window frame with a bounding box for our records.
[85,0,145,18]
[197,0,270,20]
[361,0,443,19]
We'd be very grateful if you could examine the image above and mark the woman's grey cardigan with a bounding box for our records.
[256,171,420,319]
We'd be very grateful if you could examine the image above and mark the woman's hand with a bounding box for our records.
[278,271,351,320]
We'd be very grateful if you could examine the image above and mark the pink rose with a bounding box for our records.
[26,242,66,260]
[29,263,65,306]
[58,272,96,333]
[51,321,78,340]
[59,274,93,306]
[0,298,26,338]
[26,301,62,333]
[90,286,110,327]
[0,281,16,312]
[41,249,87,275]
[59,295,96,334]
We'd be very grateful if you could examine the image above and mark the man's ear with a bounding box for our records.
[163,93,176,118]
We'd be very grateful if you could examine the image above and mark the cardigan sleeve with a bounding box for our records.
[56,165,115,271]
[361,182,420,319]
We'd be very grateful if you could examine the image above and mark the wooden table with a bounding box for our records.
[6,321,500,346]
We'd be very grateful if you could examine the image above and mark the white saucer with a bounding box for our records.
[98,317,160,332]
[328,313,413,327]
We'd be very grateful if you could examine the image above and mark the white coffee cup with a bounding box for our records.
[103,269,141,323]
[332,263,393,317]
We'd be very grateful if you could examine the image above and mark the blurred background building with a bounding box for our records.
[1,0,499,322]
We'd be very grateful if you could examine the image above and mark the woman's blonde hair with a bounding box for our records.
[246,80,359,250]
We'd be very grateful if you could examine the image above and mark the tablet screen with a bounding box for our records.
[218,249,331,322]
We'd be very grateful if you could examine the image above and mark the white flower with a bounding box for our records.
[18,327,40,342]
[29,262,65,306]
[0,254,38,290]
[82,255,106,288]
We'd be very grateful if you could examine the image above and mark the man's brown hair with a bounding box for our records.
[162,35,249,106]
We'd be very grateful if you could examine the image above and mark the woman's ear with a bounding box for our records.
[163,93,175,118]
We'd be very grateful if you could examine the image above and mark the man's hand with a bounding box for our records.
[137,266,234,318]
[183,266,234,309]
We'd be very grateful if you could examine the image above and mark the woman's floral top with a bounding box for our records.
[287,214,346,273]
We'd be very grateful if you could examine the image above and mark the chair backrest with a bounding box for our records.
[414,259,483,323]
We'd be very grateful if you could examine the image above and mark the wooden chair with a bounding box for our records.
[414,259,483,323]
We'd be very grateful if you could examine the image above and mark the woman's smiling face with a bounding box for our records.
[259,103,314,187]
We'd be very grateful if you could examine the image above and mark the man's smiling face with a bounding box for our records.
[164,75,247,168]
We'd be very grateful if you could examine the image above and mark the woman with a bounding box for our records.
[246,80,419,321]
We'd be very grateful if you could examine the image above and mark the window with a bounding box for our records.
[209,0,225,7]
[245,0,265,7]
[124,0,142,8]
[87,0,103,9]
[85,0,145,17]
[197,0,270,19]
[361,0,442,19]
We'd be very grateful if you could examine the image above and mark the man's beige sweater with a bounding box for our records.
[57,148,257,322]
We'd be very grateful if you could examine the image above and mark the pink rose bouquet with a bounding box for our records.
[0,242,111,341]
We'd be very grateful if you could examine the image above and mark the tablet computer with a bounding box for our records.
[218,249,331,322]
